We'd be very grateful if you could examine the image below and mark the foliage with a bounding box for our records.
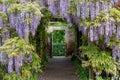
[0,37,42,80]
[0,12,7,21]
[35,7,51,67]
[0,0,20,3]
[84,0,111,2]
[0,68,4,79]
[81,35,89,46]
[3,72,21,80]
[109,8,120,23]
[96,76,113,80]
[109,35,118,48]
[111,76,120,80]
[68,0,77,15]
[68,0,111,16]
[53,43,66,56]
[3,71,39,80]
[79,11,107,28]
[72,56,89,80]
[52,30,65,56]
[22,53,42,73]
[0,37,34,58]
[8,2,43,17]
[53,30,65,43]
[96,76,104,80]
[78,7,120,29]
[81,43,118,76]
[19,53,41,80]
[48,22,69,26]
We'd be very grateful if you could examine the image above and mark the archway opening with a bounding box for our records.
[52,30,66,56]
[47,21,76,58]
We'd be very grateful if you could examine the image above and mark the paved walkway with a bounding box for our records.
[39,56,79,80]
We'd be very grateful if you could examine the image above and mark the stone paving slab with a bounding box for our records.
[39,56,79,80]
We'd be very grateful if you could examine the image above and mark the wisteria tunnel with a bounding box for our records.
[0,0,120,80]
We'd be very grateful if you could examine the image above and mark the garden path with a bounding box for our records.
[39,56,79,80]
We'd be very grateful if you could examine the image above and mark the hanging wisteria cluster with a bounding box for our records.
[0,0,42,75]
[75,0,120,63]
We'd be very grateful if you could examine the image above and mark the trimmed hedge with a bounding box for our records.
[52,43,66,56]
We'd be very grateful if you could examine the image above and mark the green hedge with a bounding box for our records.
[53,30,65,43]
[52,43,66,56]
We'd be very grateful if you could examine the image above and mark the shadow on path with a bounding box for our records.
[39,56,79,80]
